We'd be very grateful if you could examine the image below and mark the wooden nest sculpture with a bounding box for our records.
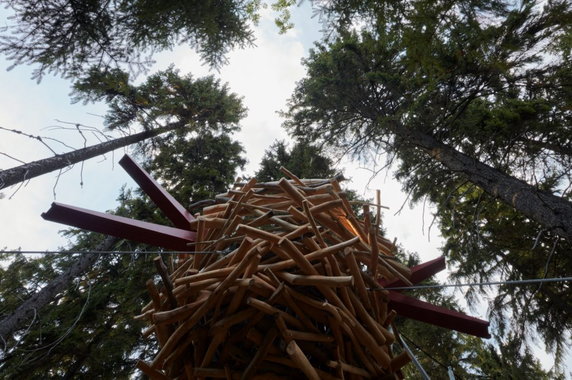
[136,172,409,379]
[42,155,490,380]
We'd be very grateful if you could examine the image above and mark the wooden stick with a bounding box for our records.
[237,223,282,244]
[241,328,278,380]
[200,331,226,368]
[343,248,372,311]
[278,271,353,287]
[246,297,304,330]
[286,340,320,380]
[245,328,281,356]
[151,242,262,368]
[226,253,261,315]
[137,360,170,380]
[347,290,386,346]
[327,360,371,378]
[303,200,327,248]
[277,177,308,206]
[369,227,379,279]
[175,267,234,286]
[280,287,320,333]
[309,199,344,216]
[263,236,359,272]
[277,223,312,245]
[154,256,177,308]
[193,368,229,378]
[280,166,305,186]
[286,329,334,343]
[390,351,412,372]
[152,291,210,325]
[339,308,391,370]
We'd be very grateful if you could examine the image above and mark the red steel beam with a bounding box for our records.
[119,154,195,229]
[380,256,446,289]
[380,256,490,337]
[388,291,490,338]
[42,202,196,251]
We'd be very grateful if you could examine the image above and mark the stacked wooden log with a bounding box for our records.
[137,170,413,379]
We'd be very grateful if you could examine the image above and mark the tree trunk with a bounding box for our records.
[398,127,572,240]
[0,123,182,190]
[0,236,118,348]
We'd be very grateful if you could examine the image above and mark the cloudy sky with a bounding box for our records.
[0,2,562,372]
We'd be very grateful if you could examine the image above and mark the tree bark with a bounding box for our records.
[0,236,118,348]
[0,123,182,190]
[398,127,572,240]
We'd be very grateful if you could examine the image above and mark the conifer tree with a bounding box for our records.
[0,0,264,79]
[0,66,246,191]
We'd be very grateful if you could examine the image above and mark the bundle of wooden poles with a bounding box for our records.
[136,169,413,379]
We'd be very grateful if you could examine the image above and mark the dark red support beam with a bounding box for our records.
[388,291,490,338]
[380,256,446,289]
[42,202,196,251]
[119,155,195,229]
[381,256,490,338]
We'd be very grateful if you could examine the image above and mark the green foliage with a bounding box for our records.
[285,0,572,357]
[271,0,297,33]
[435,185,572,359]
[72,66,247,133]
[256,139,337,181]
[0,234,156,378]
[467,336,565,379]
[147,131,246,205]
[0,0,264,79]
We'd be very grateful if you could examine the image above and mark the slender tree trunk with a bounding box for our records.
[0,236,118,348]
[0,123,182,190]
[398,127,572,240]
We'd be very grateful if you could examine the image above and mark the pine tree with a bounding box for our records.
[0,0,264,79]
[256,139,337,181]
[0,66,246,191]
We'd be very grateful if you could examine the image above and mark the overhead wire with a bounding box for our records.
[0,250,225,255]
[3,250,571,290]
[381,277,572,291]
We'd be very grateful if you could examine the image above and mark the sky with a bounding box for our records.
[0,2,565,375]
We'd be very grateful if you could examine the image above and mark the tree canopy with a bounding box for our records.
[256,139,338,182]
[0,66,246,191]
[0,0,264,79]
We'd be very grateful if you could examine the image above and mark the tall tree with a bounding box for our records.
[256,139,337,181]
[0,0,264,79]
[284,0,572,355]
[0,66,246,191]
